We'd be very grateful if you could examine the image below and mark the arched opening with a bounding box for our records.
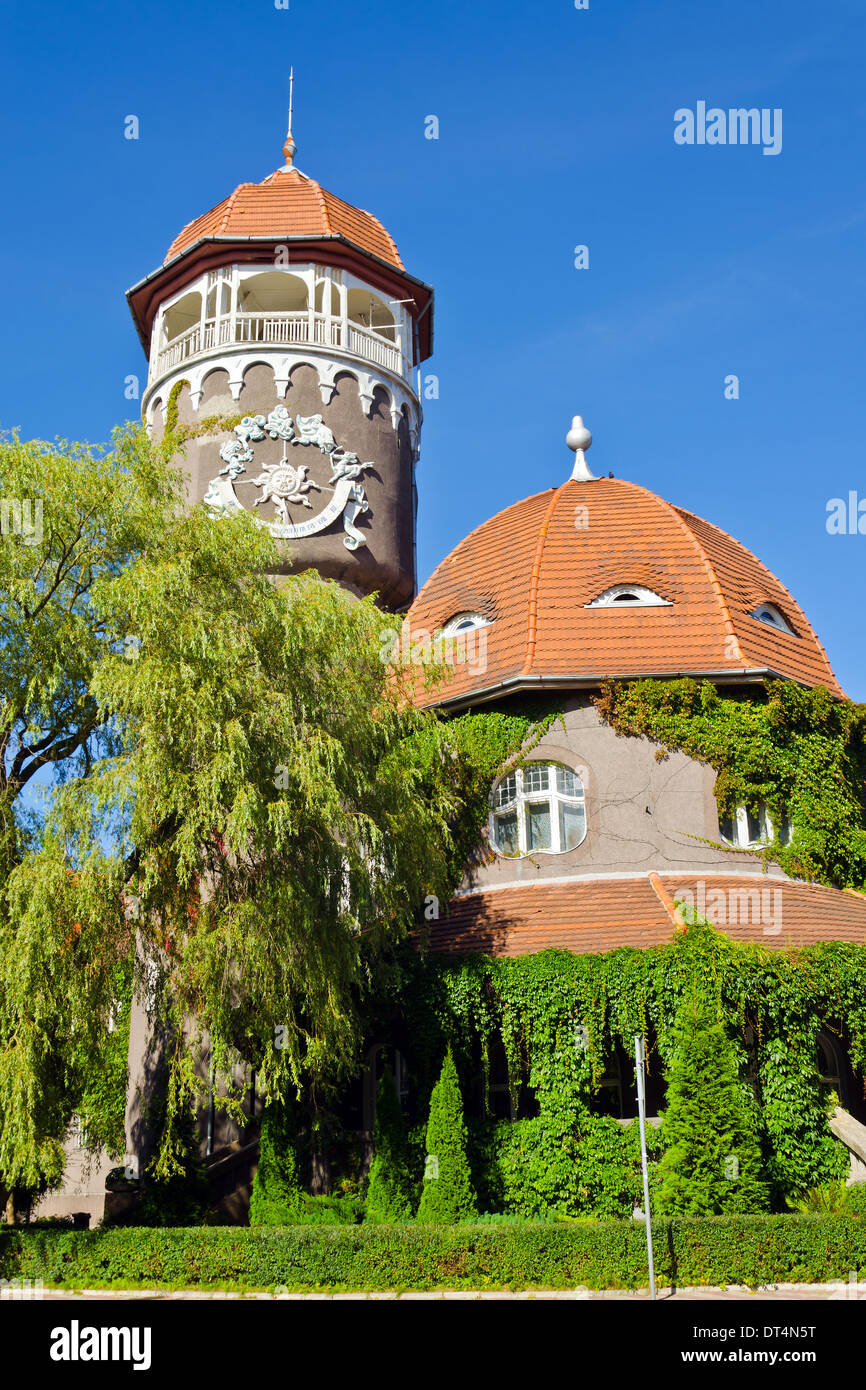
[237,271,308,314]
[361,1043,408,1133]
[816,1030,848,1108]
[235,272,309,348]
[347,288,396,343]
[161,291,201,348]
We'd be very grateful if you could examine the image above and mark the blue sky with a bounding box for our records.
[3,0,866,694]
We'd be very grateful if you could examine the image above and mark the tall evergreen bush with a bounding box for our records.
[656,993,769,1216]
[417,1047,477,1222]
[365,1064,414,1221]
[249,1099,304,1226]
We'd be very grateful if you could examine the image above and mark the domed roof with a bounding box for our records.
[409,476,843,705]
[164,165,403,270]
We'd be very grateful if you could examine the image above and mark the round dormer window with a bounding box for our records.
[750,603,795,634]
[585,584,671,608]
[442,612,490,634]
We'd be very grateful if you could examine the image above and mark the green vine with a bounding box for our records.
[594,678,866,889]
[162,379,246,451]
[394,922,865,1214]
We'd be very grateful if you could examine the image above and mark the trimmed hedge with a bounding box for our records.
[1,1216,865,1291]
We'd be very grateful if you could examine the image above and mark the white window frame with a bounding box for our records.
[750,603,795,634]
[489,762,587,858]
[719,803,791,848]
[585,584,671,609]
[442,612,491,634]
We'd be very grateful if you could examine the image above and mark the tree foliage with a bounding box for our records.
[417,1047,477,1222]
[249,1100,304,1226]
[0,424,462,1192]
[365,1063,413,1222]
[656,990,769,1216]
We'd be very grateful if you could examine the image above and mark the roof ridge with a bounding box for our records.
[217,181,248,235]
[648,871,688,932]
[521,485,568,675]
[609,480,747,667]
[673,503,844,698]
[416,487,557,603]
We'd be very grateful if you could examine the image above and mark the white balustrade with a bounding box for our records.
[155,311,404,382]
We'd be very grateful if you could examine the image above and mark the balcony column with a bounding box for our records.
[198,273,208,357]
[339,280,348,351]
[322,270,334,348]
[305,266,315,345]
[230,266,239,346]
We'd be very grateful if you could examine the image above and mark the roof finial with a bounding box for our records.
[566,415,596,481]
[282,67,296,168]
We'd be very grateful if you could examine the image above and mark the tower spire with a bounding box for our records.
[282,67,296,168]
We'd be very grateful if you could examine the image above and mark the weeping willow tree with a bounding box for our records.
[0,424,460,1204]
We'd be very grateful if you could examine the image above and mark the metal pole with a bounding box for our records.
[634,1034,656,1301]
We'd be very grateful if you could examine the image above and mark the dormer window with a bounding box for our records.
[719,803,792,849]
[442,612,490,634]
[750,603,795,635]
[585,584,671,608]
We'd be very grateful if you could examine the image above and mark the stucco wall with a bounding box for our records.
[461,694,787,894]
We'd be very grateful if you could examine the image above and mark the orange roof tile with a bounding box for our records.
[408,478,843,705]
[165,166,403,270]
[420,875,866,957]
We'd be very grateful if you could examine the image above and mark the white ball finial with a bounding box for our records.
[566,415,596,481]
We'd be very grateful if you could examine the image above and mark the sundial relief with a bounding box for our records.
[203,406,372,549]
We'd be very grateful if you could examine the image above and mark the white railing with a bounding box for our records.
[155,312,404,382]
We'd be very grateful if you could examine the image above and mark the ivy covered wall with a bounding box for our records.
[384,922,866,1216]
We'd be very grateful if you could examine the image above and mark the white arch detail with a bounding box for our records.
[143,352,419,439]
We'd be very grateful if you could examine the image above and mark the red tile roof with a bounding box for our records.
[165,166,403,270]
[420,875,866,957]
[408,478,843,705]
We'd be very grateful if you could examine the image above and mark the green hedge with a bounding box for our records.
[1,1216,865,1291]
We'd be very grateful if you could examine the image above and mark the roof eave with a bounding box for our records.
[126,234,435,358]
[423,667,831,713]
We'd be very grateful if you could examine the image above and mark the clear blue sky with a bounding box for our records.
[3,0,865,695]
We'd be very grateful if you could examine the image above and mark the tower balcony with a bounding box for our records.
[145,263,415,402]
[154,310,405,385]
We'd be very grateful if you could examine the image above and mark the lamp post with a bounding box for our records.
[635,1034,656,1301]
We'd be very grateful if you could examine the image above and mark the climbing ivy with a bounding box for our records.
[408,705,563,894]
[395,922,864,1214]
[594,677,866,889]
[162,378,246,451]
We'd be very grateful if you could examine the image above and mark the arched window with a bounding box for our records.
[586,584,671,608]
[362,1044,408,1132]
[490,762,586,857]
[815,1031,846,1105]
[442,612,490,635]
[750,602,795,635]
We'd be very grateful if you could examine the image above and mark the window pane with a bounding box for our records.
[525,801,551,851]
[524,765,549,793]
[555,766,582,797]
[745,808,764,843]
[494,811,519,855]
[559,800,586,850]
[495,774,517,808]
[719,813,735,843]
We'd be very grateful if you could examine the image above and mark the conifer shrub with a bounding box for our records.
[365,1065,414,1222]
[249,1100,304,1226]
[656,993,769,1216]
[417,1047,477,1222]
